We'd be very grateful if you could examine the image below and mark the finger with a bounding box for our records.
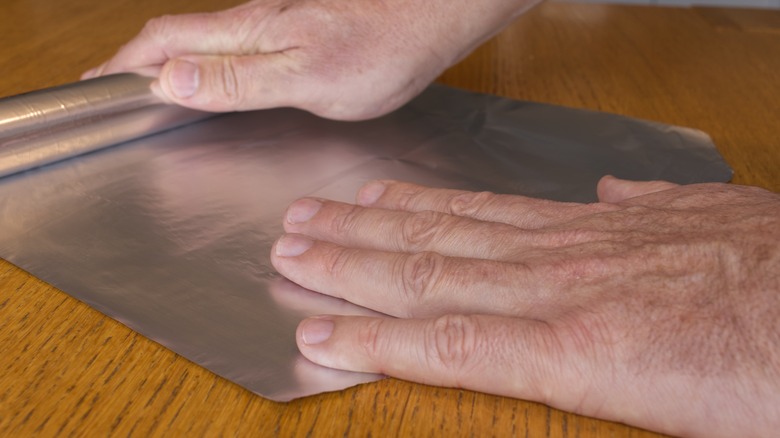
[296,314,593,415]
[271,235,563,319]
[356,180,619,229]
[283,198,617,260]
[596,175,679,204]
[153,53,307,111]
[299,314,729,437]
[82,62,162,81]
[99,8,266,77]
[81,62,107,80]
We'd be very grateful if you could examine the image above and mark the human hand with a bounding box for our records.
[271,176,780,437]
[82,0,539,120]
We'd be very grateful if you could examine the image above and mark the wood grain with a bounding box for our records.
[695,6,780,34]
[1,1,778,436]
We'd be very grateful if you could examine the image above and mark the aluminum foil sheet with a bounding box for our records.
[0,74,732,401]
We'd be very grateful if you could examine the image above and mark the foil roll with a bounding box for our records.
[0,74,210,178]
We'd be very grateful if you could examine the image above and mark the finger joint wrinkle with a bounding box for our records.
[399,251,444,307]
[428,315,481,376]
[447,191,493,216]
[331,204,364,236]
[220,56,242,106]
[400,210,446,250]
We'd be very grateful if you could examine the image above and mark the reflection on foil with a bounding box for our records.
[0,75,732,401]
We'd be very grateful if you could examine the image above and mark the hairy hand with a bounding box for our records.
[82,0,538,119]
[271,176,780,437]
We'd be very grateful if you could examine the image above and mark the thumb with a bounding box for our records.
[597,175,679,204]
[297,314,581,404]
[155,54,303,112]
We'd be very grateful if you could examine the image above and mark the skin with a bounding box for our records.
[87,1,780,435]
[270,176,780,437]
[83,0,539,120]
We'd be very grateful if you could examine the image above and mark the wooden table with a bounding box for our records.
[1,1,778,436]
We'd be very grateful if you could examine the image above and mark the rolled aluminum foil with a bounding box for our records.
[0,74,210,178]
[0,74,732,401]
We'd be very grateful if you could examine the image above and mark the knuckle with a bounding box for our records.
[395,185,426,212]
[323,245,355,279]
[398,251,445,308]
[141,15,173,41]
[357,318,387,361]
[399,211,447,251]
[218,56,243,107]
[330,204,364,236]
[447,191,494,216]
[426,315,481,373]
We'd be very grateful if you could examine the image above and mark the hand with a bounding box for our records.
[82,0,539,120]
[270,176,780,437]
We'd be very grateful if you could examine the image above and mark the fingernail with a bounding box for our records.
[275,234,314,257]
[357,181,386,206]
[287,199,322,224]
[301,317,334,345]
[169,60,199,98]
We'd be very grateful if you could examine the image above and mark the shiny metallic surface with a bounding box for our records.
[0,74,210,178]
[0,78,732,401]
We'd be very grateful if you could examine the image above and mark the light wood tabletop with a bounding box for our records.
[1,1,778,436]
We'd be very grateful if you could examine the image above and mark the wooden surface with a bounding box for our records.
[1,1,778,436]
